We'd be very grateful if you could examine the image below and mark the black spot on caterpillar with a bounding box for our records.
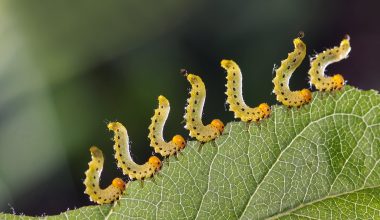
[84,146,126,204]
[148,95,186,157]
[309,35,351,91]
[108,122,162,180]
[183,72,224,142]
[273,35,312,107]
[221,59,271,122]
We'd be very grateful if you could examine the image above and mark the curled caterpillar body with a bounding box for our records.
[108,122,162,180]
[148,95,186,157]
[183,73,224,142]
[84,146,126,204]
[221,59,271,122]
[309,36,351,91]
[273,37,312,107]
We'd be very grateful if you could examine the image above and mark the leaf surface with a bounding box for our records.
[2,86,380,219]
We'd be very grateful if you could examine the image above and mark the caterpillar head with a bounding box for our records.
[172,134,186,150]
[158,95,169,107]
[112,178,126,191]
[211,119,225,134]
[258,103,271,118]
[332,74,345,89]
[301,89,312,103]
[148,156,162,171]
[180,68,188,76]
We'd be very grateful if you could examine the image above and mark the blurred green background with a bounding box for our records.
[0,0,378,216]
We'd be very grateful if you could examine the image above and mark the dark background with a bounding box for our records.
[0,0,378,216]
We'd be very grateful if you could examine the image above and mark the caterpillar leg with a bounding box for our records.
[164,156,170,164]
[198,142,205,152]
[173,153,179,161]
[155,172,161,178]
[150,176,158,185]
[243,122,250,132]
[84,146,126,204]
[211,140,217,148]
[246,119,262,132]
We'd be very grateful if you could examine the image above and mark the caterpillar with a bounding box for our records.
[308,35,351,91]
[272,34,312,107]
[182,70,225,142]
[220,59,271,122]
[84,146,126,204]
[148,95,186,157]
[107,122,162,180]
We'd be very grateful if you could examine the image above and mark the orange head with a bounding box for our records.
[258,103,271,118]
[172,135,186,150]
[158,95,169,107]
[112,178,126,191]
[300,89,312,103]
[148,156,162,170]
[211,119,225,134]
[333,74,345,89]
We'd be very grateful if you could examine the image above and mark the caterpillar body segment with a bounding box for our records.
[220,59,271,122]
[309,36,351,91]
[108,122,162,180]
[273,37,312,107]
[183,72,224,142]
[84,146,126,204]
[148,95,186,157]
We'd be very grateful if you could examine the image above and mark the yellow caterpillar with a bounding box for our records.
[221,59,271,122]
[308,35,351,91]
[84,146,126,204]
[148,95,186,157]
[273,34,312,107]
[182,70,224,142]
[108,122,162,180]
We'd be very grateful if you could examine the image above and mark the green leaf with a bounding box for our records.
[2,86,380,219]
